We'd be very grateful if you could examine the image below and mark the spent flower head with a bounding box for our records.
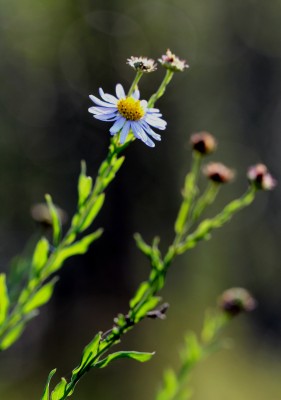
[203,162,235,184]
[218,288,256,317]
[127,56,157,73]
[89,84,166,148]
[190,131,217,155]
[159,49,189,72]
[247,163,277,191]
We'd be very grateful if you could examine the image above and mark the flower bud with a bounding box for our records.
[203,162,235,184]
[158,49,189,72]
[127,56,157,73]
[190,131,217,155]
[247,163,277,191]
[218,287,256,316]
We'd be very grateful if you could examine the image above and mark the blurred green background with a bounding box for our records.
[0,0,281,398]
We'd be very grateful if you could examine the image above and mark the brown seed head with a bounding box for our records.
[203,162,235,184]
[218,287,257,317]
[190,131,217,155]
[247,163,277,191]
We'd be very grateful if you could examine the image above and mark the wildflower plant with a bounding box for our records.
[0,50,276,400]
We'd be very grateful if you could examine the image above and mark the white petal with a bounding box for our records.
[94,113,118,121]
[99,88,118,104]
[110,117,126,134]
[132,89,140,100]
[140,120,161,141]
[120,121,131,143]
[116,84,126,99]
[88,106,117,115]
[89,95,114,107]
[145,115,167,130]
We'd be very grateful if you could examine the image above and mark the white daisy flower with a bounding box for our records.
[88,84,167,148]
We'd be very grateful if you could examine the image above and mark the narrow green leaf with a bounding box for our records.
[72,332,101,378]
[156,368,178,400]
[0,322,25,350]
[22,279,57,314]
[134,296,161,322]
[129,281,149,309]
[0,274,9,325]
[47,230,103,275]
[45,194,62,246]
[79,194,105,232]
[134,233,152,257]
[51,378,67,400]
[32,238,49,274]
[41,369,56,400]
[102,156,125,189]
[78,161,93,207]
[95,350,155,368]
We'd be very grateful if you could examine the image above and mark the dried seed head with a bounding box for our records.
[203,162,235,184]
[127,56,157,73]
[158,49,189,72]
[30,203,68,228]
[218,288,256,316]
[190,131,217,155]
[247,163,277,191]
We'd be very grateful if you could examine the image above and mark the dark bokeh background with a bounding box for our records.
[1,0,281,399]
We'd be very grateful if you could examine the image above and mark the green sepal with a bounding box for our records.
[32,237,49,275]
[95,350,155,368]
[0,274,9,325]
[51,378,67,400]
[41,369,57,400]
[45,194,62,246]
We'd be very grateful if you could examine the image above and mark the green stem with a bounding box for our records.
[127,71,143,96]
[148,70,174,107]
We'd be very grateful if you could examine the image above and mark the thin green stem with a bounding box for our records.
[127,71,143,96]
[148,70,174,107]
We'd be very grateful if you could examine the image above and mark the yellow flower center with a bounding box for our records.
[117,97,145,121]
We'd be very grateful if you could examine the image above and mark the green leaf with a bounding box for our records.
[47,230,103,275]
[45,194,62,246]
[134,296,161,322]
[78,161,93,207]
[32,238,49,274]
[182,332,202,364]
[51,378,67,400]
[0,274,9,325]
[72,332,101,379]
[129,281,149,309]
[95,350,155,368]
[22,279,57,314]
[41,369,56,400]
[79,194,105,232]
[0,322,25,350]
[156,369,178,400]
[102,156,125,190]
[134,233,153,258]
